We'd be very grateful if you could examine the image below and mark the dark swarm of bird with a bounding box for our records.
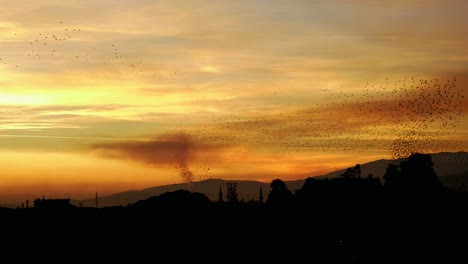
[185,76,464,158]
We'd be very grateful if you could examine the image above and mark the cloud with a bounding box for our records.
[0,104,136,128]
[91,132,231,183]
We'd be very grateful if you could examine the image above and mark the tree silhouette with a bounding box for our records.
[383,163,400,189]
[226,182,238,204]
[384,153,442,193]
[218,186,223,202]
[399,153,442,192]
[259,187,264,204]
[354,164,361,178]
[341,164,361,178]
[267,179,292,207]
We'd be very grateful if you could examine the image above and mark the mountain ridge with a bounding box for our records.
[76,151,468,207]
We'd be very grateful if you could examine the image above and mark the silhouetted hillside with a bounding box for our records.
[129,190,211,211]
[79,179,258,207]
[431,152,468,176]
[76,152,468,207]
[319,159,391,179]
[319,152,468,184]
[77,178,306,207]
[3,153,468,262]
[441,171,468,190]
[0,204,16,209]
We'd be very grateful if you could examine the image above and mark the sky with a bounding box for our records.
[0,0,467,204]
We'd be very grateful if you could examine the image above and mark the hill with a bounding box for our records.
[78,178,307,207]
[0,204,16,209]
[440,171,468,190]
[77,151,468,207]
[319,152,468,180]
[81,179,259,207]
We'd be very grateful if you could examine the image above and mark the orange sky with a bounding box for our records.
[0,0,467,205]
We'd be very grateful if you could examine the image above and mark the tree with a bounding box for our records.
[384,153,442,193]
[399,153,442,192]
[341,164,361,178]
[218,186,223,202]
[267,179,293,207]
[383,163,400,189]
[226,182,238,204]
[259,187,264,204]
[354,164,361,178]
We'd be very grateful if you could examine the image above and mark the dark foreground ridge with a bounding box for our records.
[2,153,467,262]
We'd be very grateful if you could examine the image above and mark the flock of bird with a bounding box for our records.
[184,76,465,162]
[169,74,466,183]
[1,22,86,65]
[314,76,465,159]
[0,21,175,80]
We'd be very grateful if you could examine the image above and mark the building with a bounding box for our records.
[34,196,73,210]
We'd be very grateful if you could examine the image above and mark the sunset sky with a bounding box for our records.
[1,0,467,204]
